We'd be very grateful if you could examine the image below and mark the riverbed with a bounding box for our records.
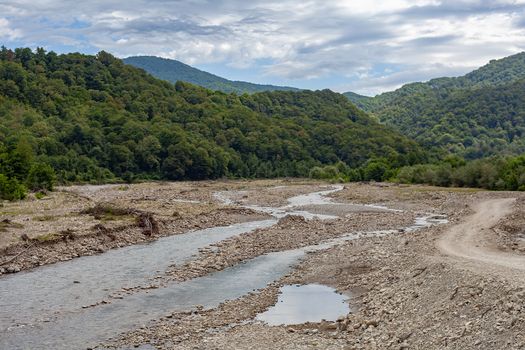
[0,182,450,349]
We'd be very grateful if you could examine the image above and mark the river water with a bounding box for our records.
[0,185,447,349]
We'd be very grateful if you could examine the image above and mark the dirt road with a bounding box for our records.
[438,197,525,283]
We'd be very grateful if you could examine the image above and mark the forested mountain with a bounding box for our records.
[345,52,525,158]
[123,56,298,94]
[342,91,370,106]
[0,47,424,197]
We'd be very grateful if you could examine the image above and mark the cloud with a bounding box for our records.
[335,63,474,96]
[0,18,21,41]
[2,0,525,94]
[399,0,525,18]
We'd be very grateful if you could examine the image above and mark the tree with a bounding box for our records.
[26,163,56,191]
[0,174,26,200]
[363,160,389,181]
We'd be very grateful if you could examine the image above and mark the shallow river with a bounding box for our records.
[0,186,447,349]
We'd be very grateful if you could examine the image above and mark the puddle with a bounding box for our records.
[256,284,349,325]
[405,214,448,232]
[364,204,403,212]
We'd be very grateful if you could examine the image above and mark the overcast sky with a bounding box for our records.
[1,0,525,95]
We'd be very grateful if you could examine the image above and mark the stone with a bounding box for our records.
[6,265,21,273]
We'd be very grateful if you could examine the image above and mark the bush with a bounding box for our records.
[26,163,55,191]
[362,160,389,181]
[395,155,525,191]
[0,174,27,200]
[309,165,345,180]
[309,166,325,179]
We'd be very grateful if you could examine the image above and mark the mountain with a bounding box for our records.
[123,56,299,94]
[346,52,525,159]
[0,47,424,196]
[342,91,370,105]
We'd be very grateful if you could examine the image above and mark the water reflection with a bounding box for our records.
[256,284,349,325]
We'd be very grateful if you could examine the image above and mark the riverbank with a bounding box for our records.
[0,180,319,274]
[1,180,523,349]
[102,183,525,350]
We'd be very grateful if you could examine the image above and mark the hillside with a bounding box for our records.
[342,91,370,106]
[0,47,424,195]
[123,56,298,94]
[346,52,525,158]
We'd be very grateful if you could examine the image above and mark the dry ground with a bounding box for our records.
[97,181,525,350]
[1,180,524,349]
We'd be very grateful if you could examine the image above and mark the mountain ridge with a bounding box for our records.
[343,52,525,158]
[123,55,299,94]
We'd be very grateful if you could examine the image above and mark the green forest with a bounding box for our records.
[349,52,525,159]
[0,47,426,199]
[1,47,524,200]
[395,155,525,191]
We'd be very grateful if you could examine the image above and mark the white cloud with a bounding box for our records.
[0,18,22,40]
[2,0,525,94]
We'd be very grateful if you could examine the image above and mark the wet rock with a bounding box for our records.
[6,265,21,273]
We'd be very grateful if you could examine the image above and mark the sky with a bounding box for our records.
[2,0,525,95]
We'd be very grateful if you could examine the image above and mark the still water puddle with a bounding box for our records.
[406,214,448,232]
[256,284,349,325]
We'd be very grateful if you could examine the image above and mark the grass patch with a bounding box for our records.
[34,232,61,242]
[81,203,135,221]
[35,191,46,200]
[0,219,24,232]
[34,215,57,222]
[34,229,74,242]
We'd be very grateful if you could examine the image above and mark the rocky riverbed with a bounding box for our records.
[1,180,524,349]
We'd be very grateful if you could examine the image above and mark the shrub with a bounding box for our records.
[363,160,389,181]
[0,174,27,200]
[26,163,55,191]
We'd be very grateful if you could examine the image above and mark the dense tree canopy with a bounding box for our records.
[0,47,425,199]
[395,155,525,191]
[346,52,525,159]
